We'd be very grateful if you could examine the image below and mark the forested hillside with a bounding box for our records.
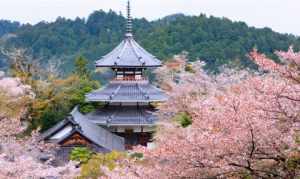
[0,20,20,69]
[0,20,20,37]
[1,10,300,72]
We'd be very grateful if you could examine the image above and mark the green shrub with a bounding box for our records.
[79,102,105,114]
[286,154,300,170]
[174,112,193,128]
[185,64,196,73]
[295,135,300,144]
[79,151,124,179]
[130,152,144,159]
[70,147,93,164]
[79,103,96,114]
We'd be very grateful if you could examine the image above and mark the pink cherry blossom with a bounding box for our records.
[0,73,79,179]
[106,49,300,178]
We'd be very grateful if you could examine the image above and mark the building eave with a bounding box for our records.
[85,82,168,103]
[85,99,167,103]
[40,118,74,141]
[105,124,156,127]
[95,65,162,68]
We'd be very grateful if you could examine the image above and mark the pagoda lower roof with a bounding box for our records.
[83,106,158,126]
[85,81,168,103]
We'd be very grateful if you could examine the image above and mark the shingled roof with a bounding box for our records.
[84,106,158,126]
[42,107,125,151]
[95,36,162,68]
[86,81,168,102]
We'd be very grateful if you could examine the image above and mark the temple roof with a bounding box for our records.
[84,106,158,126]
[95,1,161,68]
[95,36,162,68]
[42,107,125,151]
[86,81,168,102]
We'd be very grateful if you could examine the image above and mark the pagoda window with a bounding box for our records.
[135,74,142,80]
[135,70,142,80]
[116,74,124,80]
[114,68,145,81]
[124,71,134,74]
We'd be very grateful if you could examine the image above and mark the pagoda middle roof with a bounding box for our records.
[84,106,158,126]
[95,36,162,68]
[86,81,168,103]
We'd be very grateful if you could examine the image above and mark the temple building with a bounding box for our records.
[42,1,167,152]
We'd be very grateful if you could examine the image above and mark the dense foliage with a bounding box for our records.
[0,74,79,178]
[6,50,100,132]
[0,20,20,37]
[1,11,300,72]
[70,147,94,164]
[0,20,21,69]
[79,151,124,179]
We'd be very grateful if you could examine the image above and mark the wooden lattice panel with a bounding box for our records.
[61,133,91,147]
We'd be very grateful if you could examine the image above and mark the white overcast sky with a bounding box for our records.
[0,0,299,35]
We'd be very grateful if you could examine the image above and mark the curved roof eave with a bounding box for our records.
[95,37,162,67]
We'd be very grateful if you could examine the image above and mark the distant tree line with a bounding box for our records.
[0,20,20,37]
[0,10,300,72]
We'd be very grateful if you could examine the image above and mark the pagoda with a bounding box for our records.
[42,1,167,151]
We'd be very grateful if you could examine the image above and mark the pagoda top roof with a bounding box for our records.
[95,1,162,68]
[95,35,162,68]
[85,81,168,103]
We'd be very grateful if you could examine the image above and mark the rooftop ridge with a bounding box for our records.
[115,40,128,65]
[129,39,145,64]
[136,83,150,100]
[109,84,122,100]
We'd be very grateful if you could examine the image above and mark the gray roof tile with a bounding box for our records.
[86,82,168,102]
[95,36,162,67]
[42,107,125,151]
[40,119,70,141]
[85,106,158,126]
[70,107,125,151]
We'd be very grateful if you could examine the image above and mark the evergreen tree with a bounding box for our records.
[74,56,91,79]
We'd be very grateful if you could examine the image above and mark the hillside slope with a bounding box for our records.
[2,10,300,72]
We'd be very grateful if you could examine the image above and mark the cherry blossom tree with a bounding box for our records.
[0,154,78,179]
[106,49,300,178]
[0,75,33,136]
[0,74,79,179]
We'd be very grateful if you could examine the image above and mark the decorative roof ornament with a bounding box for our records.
[126,0,133,37]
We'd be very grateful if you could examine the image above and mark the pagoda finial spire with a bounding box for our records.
[125,0,133,37]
